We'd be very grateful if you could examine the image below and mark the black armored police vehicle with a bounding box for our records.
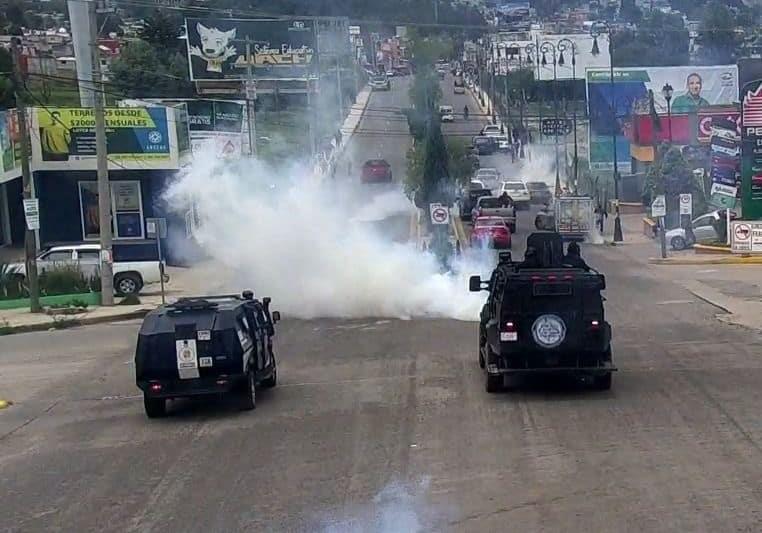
[470,232,615,393]
[135,291,280,418]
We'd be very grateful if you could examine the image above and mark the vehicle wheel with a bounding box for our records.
[478,348,485,368]
[510,224,516,233]
[261,356,277,388]
[115,273,142,296]
[486,373,503,393]
[143,394,167,418]
[593,372,612,391]
[671,236,686,251]
[238,369,257,410]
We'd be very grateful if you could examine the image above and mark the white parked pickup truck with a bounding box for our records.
[9,242,167,296]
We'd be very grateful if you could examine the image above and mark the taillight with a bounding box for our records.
[500,320,517,341]
[589,320,600,331]
[149,382,162,392]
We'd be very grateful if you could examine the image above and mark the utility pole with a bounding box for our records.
[433,0,439,23]
[336,56,343,127]
[245,39,257,156]
[11,38,40,313]
[90,0,114,305]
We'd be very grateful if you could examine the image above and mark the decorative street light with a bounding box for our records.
[662,82,674,143]
[591,20,623,242]
[558,37,578,192]
[541,40,561,197]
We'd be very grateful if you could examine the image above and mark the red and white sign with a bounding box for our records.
[698,110,740,141]
[429,203,450,225]
[730,221,762,253]
[743,85,762,127]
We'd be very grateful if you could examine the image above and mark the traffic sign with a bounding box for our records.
[541,118,573,137]
[429,203,450,225]
[730,221,762,253]
[651,195,666,218]
[679,193,692,216]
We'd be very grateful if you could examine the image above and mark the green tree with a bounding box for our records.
[696,1,742,64]
[109,39,192,98]
[139,10,181,52]
[613,11,689,67]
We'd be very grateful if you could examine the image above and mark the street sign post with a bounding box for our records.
[541,118,573,137]
[429,203,450,225]
[679,193,693,216]
[146,217,168,304]
[730,220,762,253]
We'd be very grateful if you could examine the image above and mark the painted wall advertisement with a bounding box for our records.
[31,107,176,171]
[586,66,738,173]
[186,18,317,81]
[0,109,21,183]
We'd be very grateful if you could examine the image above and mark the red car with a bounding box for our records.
[470,216,511,249]
[361,159,393,183]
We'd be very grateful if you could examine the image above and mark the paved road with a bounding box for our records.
[338,76,415,243]
[3,244,762,531]
[4,78,762,531]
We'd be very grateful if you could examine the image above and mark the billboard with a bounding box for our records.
[30,107,176,171]
[0,109,21,183]
[186,18,317,81]
[587,66,738,173]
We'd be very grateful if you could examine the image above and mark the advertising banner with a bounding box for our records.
[0,109,21,183]
[31,107,176,171]
[186,100,244,133]
[186,18,317,81]
[741,83,762,219]
[586,66,738,172]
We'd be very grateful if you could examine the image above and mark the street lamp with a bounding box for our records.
[541,40,561,197]
[662,82,673,144]
[591,20,623,242]
[558,38,578,193]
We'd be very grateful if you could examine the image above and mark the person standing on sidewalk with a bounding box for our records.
[595,204,608,233]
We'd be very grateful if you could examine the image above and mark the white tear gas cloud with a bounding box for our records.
[164,151,490,321]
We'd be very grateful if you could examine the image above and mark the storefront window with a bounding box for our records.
[79,180,145,240]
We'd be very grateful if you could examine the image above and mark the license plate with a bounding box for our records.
[199,357,213,368]
[500,332,518,341]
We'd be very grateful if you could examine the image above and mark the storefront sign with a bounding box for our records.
[730,220,762,253]
[186,18,317,81]
[741,84,762,219]
[31,107,177,171]
[0,109,21,183]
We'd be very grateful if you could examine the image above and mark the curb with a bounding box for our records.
[648,255,762,265]
[694,244,732,254]
[0,307,153,336]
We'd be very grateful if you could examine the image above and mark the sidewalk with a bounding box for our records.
[598,212,762,332]
[0,262,234,335]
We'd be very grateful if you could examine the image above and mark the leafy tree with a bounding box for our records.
[612,11,689,67]
[696,1,742,64]
[0,48,15,109]
[6,0,26,27]
[109,39,192,98]
[139,10,182,52]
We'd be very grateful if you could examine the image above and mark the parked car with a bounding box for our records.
[439,105,455,122]
[476,167,500,182]
[361,159,393,183]
[500,180,531,210]
[494,135,511,152]
[369,75,391,91]
[481,124,502,137]
[472,136,497,155]
[526,181,553,204]
[471,216,512,249]
[9,241,167,296]
[665,209,738,250]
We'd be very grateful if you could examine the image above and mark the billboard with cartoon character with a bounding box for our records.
[186,18,317,81]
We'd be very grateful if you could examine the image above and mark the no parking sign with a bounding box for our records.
[429,203,450,225]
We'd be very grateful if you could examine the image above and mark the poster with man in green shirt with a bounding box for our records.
[670,73,711,114]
